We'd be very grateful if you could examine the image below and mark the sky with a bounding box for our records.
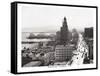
[21,4,96,32]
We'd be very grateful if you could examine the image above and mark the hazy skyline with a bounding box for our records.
[21,4,96,32]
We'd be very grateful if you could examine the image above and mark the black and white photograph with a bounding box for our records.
[11,2,98,73]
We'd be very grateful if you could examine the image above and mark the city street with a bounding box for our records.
[68,33,89,65]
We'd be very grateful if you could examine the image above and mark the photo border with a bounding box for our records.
[11,1,98,74]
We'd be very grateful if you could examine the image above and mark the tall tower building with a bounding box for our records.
[55,17,75,62]
[60,17,69,45]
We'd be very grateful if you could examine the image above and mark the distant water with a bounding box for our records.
[22,43,38,49]
[22,32,55,49]
[22,32,54,41]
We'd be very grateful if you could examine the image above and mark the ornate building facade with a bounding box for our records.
[55,17,75,62]
[60,17,69,45]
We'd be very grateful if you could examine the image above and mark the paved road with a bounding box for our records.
[68,33,89,65]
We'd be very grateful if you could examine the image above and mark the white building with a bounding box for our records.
[55,45,75,62]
